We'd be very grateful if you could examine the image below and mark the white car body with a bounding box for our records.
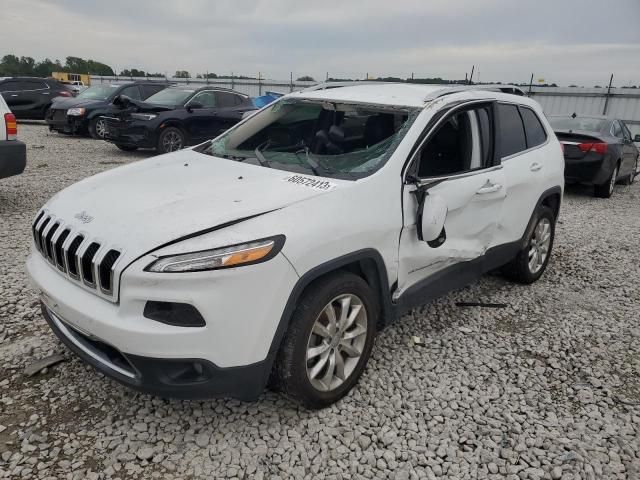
[27,83,564,401]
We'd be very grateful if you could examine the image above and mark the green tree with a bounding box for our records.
[296,75,315,81]
[174,70,190,78]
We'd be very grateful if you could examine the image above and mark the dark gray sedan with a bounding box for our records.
[549,114,639,198]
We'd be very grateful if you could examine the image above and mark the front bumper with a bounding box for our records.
[103,118,157,148]
[41,303,273,400]
[27,248,299,400]
[0,140,26,179]
[46,109,87,134]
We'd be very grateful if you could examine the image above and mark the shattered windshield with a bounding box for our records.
[200,99,418,180]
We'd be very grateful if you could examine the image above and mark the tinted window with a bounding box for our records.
[140,84,165,99]
[498,104,526,157]
[146,88,195,106]
[216,92,240,108]
[520,107,547,148]
[191,91,217,107]
[417,105,494,177]
[0,81,22,92]
[120,86,141,100]
[612,121,624,139]
[621,122,632,140]
[548,116,607,132]
[78,84,120,100]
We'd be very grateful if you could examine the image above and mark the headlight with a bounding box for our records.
[67,107,85,116]
[145,236,285,273]
[131,113,158,121]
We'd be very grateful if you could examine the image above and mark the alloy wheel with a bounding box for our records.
[95,119,106,138]
[528,217,552,274]
[305,294,368,392]
[609,166,618,196]
[162,131,183,152]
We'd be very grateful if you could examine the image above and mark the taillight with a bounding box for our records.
[58,91,72,97]
[578,142,608,155]
[4,113,17,140]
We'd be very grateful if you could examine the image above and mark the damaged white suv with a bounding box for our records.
[27,83,564,408]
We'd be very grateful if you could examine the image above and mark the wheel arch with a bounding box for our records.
[268,249,395,357]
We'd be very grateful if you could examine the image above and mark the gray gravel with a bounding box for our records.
[1,123,639,479]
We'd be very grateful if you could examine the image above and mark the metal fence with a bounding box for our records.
[528,86,640,136]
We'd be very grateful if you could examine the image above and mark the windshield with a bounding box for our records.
[201,99,418,179]
[77,84,120,100]
[548,116,607,132]
[145,88,195,106]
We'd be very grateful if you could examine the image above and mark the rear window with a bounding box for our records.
[548,116,607,132]
[497,103,527,157]
[520,107,547,148]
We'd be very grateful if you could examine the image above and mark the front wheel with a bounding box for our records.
[89,117,107,139]
[502,206,555,284]
[274,272,378,409]
[157,127,185,154]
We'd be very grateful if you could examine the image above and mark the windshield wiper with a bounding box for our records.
[294,147,321,176]
[254,141,273,168]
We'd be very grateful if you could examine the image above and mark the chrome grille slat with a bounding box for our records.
[31,210,122,301]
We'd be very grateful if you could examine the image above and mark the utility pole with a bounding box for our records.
[603,74,614,115]
[468,65,475,85]
[528,73,534,96]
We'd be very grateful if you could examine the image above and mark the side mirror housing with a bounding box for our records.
[187,102,203,112]
[420,194,448,242]
[634,134,640,143]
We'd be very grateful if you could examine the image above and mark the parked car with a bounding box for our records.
[46,82,168,139]
[0,77,73,120]
[27,83,564,408]
[62,81,87,95]
[102,86,255,153]
[0,94,26,180]
[548,114,639,197]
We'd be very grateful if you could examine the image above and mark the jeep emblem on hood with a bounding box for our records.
[74,211,94,224]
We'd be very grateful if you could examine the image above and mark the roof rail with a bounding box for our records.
[423,84,526,101]
[301,81,403,92]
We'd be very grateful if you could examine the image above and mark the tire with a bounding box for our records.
[157,127,185,154]
[115,144,138,152]
[502,206,555,284]
[623,158,637,185]
[594,164,619,198]
[89,117,107,139]
[274,272,378,409]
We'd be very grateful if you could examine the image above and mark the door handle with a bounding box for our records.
[530,162,542,172]
[476,183,503,194]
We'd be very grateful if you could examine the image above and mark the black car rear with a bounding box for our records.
[102,86,255,153]
[549,115,638,198]
[0,77,74,120]
[46,82,168,139]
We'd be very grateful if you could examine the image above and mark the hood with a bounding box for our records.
[50,97,105,109]
[42,149,347,265]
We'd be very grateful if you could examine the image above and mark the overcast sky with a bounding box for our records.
[2,0,639,86]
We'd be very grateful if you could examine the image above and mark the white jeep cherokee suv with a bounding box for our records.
[27,83,564,408]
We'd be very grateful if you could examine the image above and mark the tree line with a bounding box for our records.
[0,54,115,76]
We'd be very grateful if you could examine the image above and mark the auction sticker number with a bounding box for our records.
[283,174,337,192]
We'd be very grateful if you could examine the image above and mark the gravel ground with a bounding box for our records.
[1,123,639,480]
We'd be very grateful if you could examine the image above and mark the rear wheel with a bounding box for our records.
[115,144,138,152]
[89,117,107,139]
[157,127,185,154]
[274,272,378,409]
[594,164,619,198]
[502,206,555,284]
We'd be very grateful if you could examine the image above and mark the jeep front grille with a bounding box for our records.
[32,211,122,300]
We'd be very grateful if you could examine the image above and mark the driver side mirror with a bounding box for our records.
[419,194,448,243]
[634,134,640,143]
[187,102,203,112]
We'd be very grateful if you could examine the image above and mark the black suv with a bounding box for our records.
[0,77,74,120]
[46,82,168,139]
[103,86,255,153]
